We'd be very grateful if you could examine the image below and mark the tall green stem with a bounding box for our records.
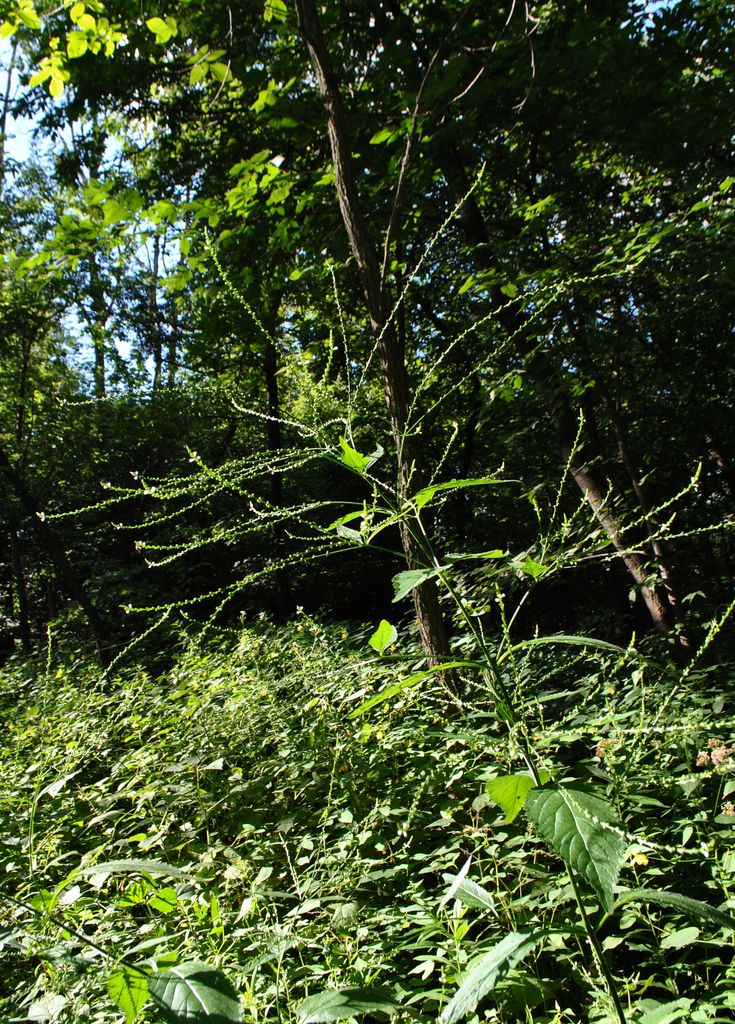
[567,868,626,1024]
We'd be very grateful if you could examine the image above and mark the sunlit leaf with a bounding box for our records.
[297,987,405,1023]
[524,784,625,914]
[487,772,551,824]
[368,620,397,656]
[108,967,149,1024]
[441,931,544,1024]
[148,961,241,1024]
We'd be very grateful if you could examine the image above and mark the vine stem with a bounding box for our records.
[567,867,627,1024]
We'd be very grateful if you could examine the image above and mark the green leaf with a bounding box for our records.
[108,967,149,1024]
[338,437,370,475]
[80,859,190,880]
[66,32,88,58]
[348,661,479,718]
[335,522,363,545]
[148,961,241,1024]
[411,476,508,511]
[487,772,551,824]
[615,889,735,932]
[145,16,177,44]
[148,887,178,913]
[391,567,443,602]
[511,555,548,579]
[523,784,625,915]
[500,282,517,298]
[638,998,692,1024]
[450,877,498,914]
[296,988,405,1023]
[441,931,544,1024]
[660,926,700,950]
[263,0,287,22]
[369,127,398,145]
[18,6,42,29]
[499,634,628,664]
[368,620,397,656]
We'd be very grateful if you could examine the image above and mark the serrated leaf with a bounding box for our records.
[487,772,551,824]
[297,987,405,1023]
[441,931,543,1024]
[638,998,692,1024]
[368,620,397,656]
[524,784,625,914]
[148,961,241,1024]
[80,859,190,879]
[108,967,149,1024]
[615,889,735,931]
[392,567,445,602]
[338,437,370,474]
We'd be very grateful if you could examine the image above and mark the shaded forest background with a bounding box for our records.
[0,0,734,667]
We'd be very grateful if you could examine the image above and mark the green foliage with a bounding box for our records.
[524,784,626,915]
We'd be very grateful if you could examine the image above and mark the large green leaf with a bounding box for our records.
[523,784,625,915]
[80,859,190,880]
[441,931,544,1024]
[498,634,629,664]
[368,620,397,655]
[108,967,149,1024]
[616,889,735,931]
[486,773,551,823]
[296,987,406,1023]
[391,567,447,603]
[148,961,241,1024]
[411,477,510,511]
[348,661,481,718]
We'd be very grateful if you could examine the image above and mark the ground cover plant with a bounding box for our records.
[3,551,735,1024]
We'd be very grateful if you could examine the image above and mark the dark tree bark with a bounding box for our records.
[88,249,108,400]
[440,152,689,658]
[294,0,455,675]
[0,446,109,667]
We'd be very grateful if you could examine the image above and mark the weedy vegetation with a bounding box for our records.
[3,290,735,1024]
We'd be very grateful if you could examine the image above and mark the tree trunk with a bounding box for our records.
[0,37,18,190]
[560,302,690,649]
[0,446,109,667]
[167,293,178,386]
[88,250,107,400]
[294,0,454,674]
[9,520,31,655]
[440,152,689,657]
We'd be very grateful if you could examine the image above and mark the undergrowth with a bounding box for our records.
[2,611,735,1024]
